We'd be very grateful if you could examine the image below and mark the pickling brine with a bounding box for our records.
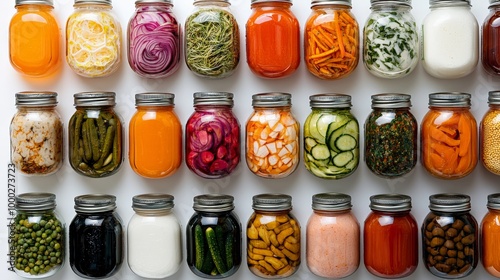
[482,0,500,75]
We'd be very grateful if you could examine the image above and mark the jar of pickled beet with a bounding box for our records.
[307,193,359,278]
[246,93,299,178]
[363,0,419,78]
[365,94,417,178]
[129,93,181,179]
[246,0,300,79]
[483,1,500,75]
[481,193,500,277]
[304,94,359,179]
[10,92,63,176]
[422,0,478,79]
[128,0,180,78]
[69,194,124,279]
[186,194,241,278]
[9,0,61,77]
[247,194,300,278]
[421,93,477,179]
[68,92,123,178]
[364,194,418,278]
[66,0,122,78]
[423,194,478,278]
[186,92,240,179]
[481,91,500,175]
[185,0,240,78]
[305,0,359,80]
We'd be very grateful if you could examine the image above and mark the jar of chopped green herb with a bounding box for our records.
[185,0,240,78]
[364,93,417,178]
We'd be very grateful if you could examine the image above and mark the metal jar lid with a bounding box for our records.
[430,0,471,8]
[252,92,292,107]
[371,93,412,109]
[487,193,500,210]
[429,193,471,212]
[135,93,175,106]
[136,0,172,4]
[15,91,58,107]
[194,0,230,4]
[369,194,412,212]
[371,0,411,7]
[193,92,234,107]
[74,194,117,213]
[16,193,56,211]
[16,0,53,6]
[428,92,471,107]
[488,91,500,105]
[311,0,351,7]
[490,0,500,8]
[312,193,352,211]
[309,93,352,109]
[75,0,112,5]
[193,194,235,212]
[252,0,292,4]
[132,194,174,211]
[74,92,116,107]
[252,193,292,211]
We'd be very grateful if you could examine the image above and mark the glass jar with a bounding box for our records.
[128,194,182,278]
[364,94,417,178]
[66,0,121,78]
[68,92,123,178]
[186,92,240,179]
[246,0,300,79]
[481,193,500,277]
[10,92,63,176]
[9,0,61,77]
[363,0,419,78]
[185,0,240,78]
[186,194,241,278]
[129,93,182,179]
[304,94,359,179]
[247,194,300,278]
[422,194,478,278]
[69,194,123,278]
[305,0,359,80]
[422,0,478,79]
[306,193,359,278]
[246,93,299,178]
[421,93,477,179]
[11,193,65,278]
[481,91,500,175]
[364,194,418,278]
[128,0,181,78]
[483,1,500,75]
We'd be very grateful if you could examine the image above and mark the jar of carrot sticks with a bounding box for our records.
[480,91,500,175]
[246,0,300,79]
[246,93,299,178]
[129,93,182,179]
[305,0,359,80]
[481,193,500,277]
[421,93,477,179]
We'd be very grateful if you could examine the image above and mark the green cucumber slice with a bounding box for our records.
[305,137,317,153]
[307,113,324,143]
[335,135,357,151]
[333,151,354,167]
[316,115,336,137]
[311,144,330,160]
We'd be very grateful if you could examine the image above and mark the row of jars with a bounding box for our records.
[11,192,500,279]
[10,0,500,80]
[10,90,500,180]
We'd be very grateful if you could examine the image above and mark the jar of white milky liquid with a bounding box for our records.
[422,0,478,79]
[128,194,182,278]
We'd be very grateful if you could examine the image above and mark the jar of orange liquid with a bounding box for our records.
[9,0,61,77]
[129,93,182,179]
[481,193,500,277]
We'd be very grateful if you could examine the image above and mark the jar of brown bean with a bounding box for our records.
[422,193,478,278]
[480,91,500,175]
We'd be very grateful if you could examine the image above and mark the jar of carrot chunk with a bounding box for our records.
[305,0,359,80]
[480,91,500,175]
[246,0,300,79]
[9,0,61,77]
[129,93,182,179]
[246,93,299,178]
[421,93,477,179]
[481,193,500,277]
[186,92,240,179]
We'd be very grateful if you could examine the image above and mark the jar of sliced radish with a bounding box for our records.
[246,92,299,178]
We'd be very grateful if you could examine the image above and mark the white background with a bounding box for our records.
[1,0,500,279]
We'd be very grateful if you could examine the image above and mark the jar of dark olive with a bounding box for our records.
[364,93,417,178]
[247,193,300,278]
[11,193,64,278]
[364,194,418,278]
[69,194,124,279]
[422,193,478,278]
[421,93,477,179]
[304,94,359,179]
[186,194,241,278]
[68,92,123,178]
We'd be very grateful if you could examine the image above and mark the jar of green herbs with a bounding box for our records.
[185,0,240,78]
